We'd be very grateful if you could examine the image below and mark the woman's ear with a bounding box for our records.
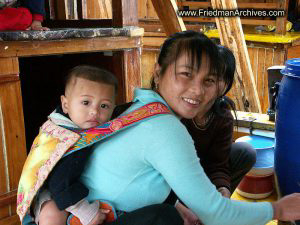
[60,95,68,114]
[154,63,161,84]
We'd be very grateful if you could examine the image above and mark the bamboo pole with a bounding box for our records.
[211,0,262,113]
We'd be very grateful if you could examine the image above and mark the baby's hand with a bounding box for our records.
[28,20,49,31]
[88,208,110,225]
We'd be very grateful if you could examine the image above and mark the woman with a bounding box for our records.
[115,45,255,202]
[80,30,300,225]
[180,45,255,198]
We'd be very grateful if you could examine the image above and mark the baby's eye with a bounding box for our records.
[82,101,89,105]
[100,104,109,109]
[180,72,192,77]
[206,78,216,83]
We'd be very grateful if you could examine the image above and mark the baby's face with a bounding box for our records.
[61,77,116,129]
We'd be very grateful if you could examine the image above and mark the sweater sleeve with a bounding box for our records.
[143,115,273,225]
[46,149,92,210]
[201,113,233,190]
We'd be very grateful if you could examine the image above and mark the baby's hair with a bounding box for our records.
[65,65,118,94]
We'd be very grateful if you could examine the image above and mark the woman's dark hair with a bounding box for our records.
[65,65,118,94]
[150,30,223,89]
[213,45,237,117]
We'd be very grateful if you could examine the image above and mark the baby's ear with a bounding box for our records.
[60,95,68,114]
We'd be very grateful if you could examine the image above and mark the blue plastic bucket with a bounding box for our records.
[275,58,300,198]
[236,135,275,176]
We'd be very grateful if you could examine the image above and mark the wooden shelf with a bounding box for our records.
[0,27,143,57]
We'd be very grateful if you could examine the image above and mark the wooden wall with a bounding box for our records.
[0,58,27,225]
[85,0,112,19]
[138,0,159,20]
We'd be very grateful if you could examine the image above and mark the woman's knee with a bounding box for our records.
[233,142,257,167]
[152,204,183,225]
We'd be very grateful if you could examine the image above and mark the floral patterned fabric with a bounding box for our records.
[17,102,171,223]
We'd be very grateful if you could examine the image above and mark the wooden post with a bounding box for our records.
[275,0,289,35]
[211,0,262,113]
[55,0,69,20]
[150,0,186,36]
[0,57,27,224]
[112,0,142,102]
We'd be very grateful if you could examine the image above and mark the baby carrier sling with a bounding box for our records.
[17,102,171,224]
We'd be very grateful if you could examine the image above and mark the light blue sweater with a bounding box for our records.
[81,88,273,225]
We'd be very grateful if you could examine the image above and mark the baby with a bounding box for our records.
[35,65,118,225]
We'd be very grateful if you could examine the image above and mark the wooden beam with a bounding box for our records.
[0,190,17,208]
[0,214,19,225]
[0,36,142,58]
[111,0,141,102]
[275,0,289,35]
[150,0,186,36]
[0,58,19,76]
[211,0,262,113]
[55,0,68,20]
[112,0,138,27]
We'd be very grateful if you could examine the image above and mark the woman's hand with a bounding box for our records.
[217,187,231,198]
[175,202,202,225]
[272,193,300,221]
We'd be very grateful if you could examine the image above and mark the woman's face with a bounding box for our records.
[157,52,224,119]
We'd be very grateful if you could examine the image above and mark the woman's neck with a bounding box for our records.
[192,111,214,130]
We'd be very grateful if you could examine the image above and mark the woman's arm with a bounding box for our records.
[144,115,273,225]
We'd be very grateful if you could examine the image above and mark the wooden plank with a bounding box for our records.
[0,86,9,220]
[0,37,142,58]
[211,0,262,113]
[85,0,112,19]
[275,0,289,35]
[150,0,186,36]
[257,48,267,113]
[144,32,165,37]
[55,0,68,20]
[143,37,165,47]
[0,75,19,84]
[111,0,141,103]
[287,45,300,59]
[139,22,203,33]
[123,49,142,101]
[233,110,275,131]
[0,214,20,225]
[138,0,147,19]
[112,49,142,103]
[146,0,159,19]
[112,0,138,27]
[141,50,158,88]
[273,48,286,65]
[0,190,17,208]
[68,0,78,20]
[48,0,56,19]
[0,58,19,76]
[0,81,27,189]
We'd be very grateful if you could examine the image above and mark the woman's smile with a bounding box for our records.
[182,97,200,107]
